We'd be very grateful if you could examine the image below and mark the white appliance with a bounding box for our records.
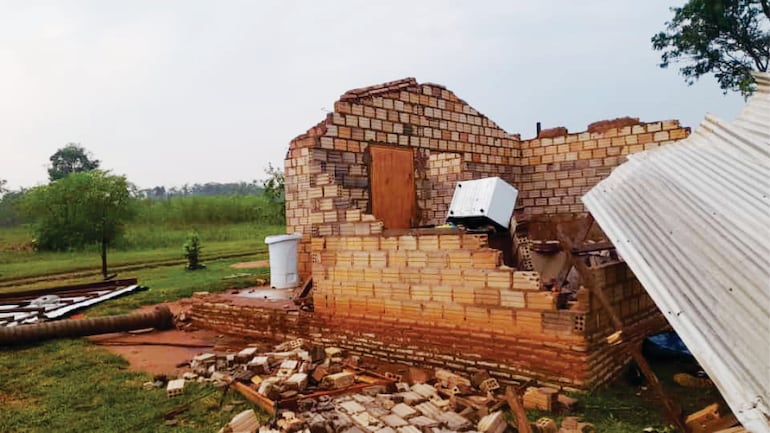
[446,177,518,230]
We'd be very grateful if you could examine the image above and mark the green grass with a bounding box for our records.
[132,195,283,227]
[524,359,725,432]
[87,257,269,316]
[0,225,32,251]
[0,255,272,432]
[0,339,268,433]
[0,223,281,283]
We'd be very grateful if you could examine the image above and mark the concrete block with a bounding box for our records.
[166,378,185,398]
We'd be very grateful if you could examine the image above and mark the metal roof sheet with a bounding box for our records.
[582,72,770,432]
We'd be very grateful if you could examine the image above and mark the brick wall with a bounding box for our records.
[312,232,571,333]
[517,120,691,216]
[284,79,690,279]
[417,153,463,226]
[190,254,665,388]
[190,296,589,389]
[264,78,682,388]
[285,78,523,280]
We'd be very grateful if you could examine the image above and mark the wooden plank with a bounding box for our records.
[571,241,615,254]
[370,145,415,229]
[231,381,277,417]
[504,386,532,433]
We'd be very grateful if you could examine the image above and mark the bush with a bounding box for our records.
[183,231,204,270]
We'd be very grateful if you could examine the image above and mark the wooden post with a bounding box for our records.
[504,386,532,433]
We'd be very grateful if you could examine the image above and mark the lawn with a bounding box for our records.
[87,256,269,316]
[0,338,266,433]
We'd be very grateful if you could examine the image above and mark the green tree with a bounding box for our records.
[48,143,101,181]
[22,171,135,278]
[261,163,285,221]
[0,190,27,227]
[652,0,770,96]
[0,179,7,195]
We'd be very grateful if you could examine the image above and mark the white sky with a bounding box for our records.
[0,1,745,190]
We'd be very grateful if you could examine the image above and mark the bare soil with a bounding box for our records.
[88,300,249,376]
[230,260,270,269]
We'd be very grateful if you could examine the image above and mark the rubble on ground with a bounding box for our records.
[167,337,591,433]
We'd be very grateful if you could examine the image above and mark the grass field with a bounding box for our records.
[0,223,281,284]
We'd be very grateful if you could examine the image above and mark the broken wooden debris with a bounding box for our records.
[684,403,741,433]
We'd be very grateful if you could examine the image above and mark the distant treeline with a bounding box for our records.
[137,181,264,198]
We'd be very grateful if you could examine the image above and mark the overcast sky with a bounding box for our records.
[0,1,745,190]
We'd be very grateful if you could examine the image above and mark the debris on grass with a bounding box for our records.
[163,337,597,433]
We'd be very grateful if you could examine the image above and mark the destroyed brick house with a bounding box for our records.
[192,78,693,389]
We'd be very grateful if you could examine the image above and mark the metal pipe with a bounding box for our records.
[0,305,174,345]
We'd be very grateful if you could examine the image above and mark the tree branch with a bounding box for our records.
[760,0,770,21]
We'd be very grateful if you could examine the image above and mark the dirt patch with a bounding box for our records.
[0,392,34,408]
[88,300,250,376]
[230,260,269,269]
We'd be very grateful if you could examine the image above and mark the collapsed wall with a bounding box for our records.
[197,78,689,389]
[191,231,667,388]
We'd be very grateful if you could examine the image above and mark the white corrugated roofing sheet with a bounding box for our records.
[583,72,770,432]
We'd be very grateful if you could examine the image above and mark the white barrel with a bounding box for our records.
[264,233,303,289]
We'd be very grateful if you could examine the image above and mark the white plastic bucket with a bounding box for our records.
[264,233,303,289]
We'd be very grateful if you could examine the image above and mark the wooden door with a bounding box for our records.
[369,145,415,229]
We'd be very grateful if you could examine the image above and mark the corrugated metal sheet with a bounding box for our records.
[583,72,770,433]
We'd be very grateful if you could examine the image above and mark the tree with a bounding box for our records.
[48,143,101,181]
[261,163,285,221]
[0,179,7,196]
[262,163,284,202]
[22,171,135,278]
[652,0,770,96]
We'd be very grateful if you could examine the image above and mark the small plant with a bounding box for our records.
[183,230,205,270]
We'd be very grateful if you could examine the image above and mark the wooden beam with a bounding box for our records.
[231,381,277,417]
[571,241,615,254]
[504,386,532,433]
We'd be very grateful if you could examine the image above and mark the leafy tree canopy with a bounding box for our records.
[262,163,285,220]
[48,143,101,181]
[21,170,135,277]
[262,163,285,203]
[652,0,770,96]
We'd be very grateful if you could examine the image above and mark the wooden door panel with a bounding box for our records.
[370,145,415,229]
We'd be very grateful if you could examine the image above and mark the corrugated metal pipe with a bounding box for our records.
[0,305,174,345]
